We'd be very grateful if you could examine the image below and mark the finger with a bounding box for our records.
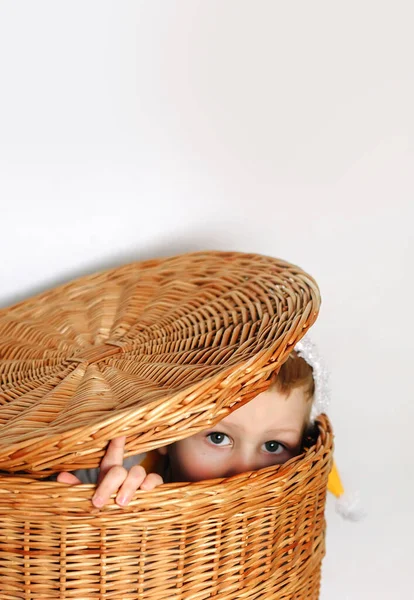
[98,436,126,483]
[92,465,128,508]
[115,465,148,506]
[139,472,164,492]
[57,471,82,485]
[57,472,82,484]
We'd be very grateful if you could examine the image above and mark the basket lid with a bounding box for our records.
[0,251,320,474]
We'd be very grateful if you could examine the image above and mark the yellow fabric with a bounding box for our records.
[327,460,344,498]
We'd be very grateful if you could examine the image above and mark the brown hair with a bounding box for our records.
[270,351,314,401]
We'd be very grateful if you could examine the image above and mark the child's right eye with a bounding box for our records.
[207,432,231,446]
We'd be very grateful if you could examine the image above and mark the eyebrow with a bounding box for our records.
[263,428,301,436]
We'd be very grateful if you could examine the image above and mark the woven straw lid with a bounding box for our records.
[0,251,320,475]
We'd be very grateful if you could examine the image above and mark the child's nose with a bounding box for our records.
[224,454,258,477]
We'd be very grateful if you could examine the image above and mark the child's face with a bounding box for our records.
[161,386,310,482]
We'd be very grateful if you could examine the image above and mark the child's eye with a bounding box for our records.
[207,432,231,446]
[263,440,285,454]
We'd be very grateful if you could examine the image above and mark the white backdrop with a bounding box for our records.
[1,2,413,598]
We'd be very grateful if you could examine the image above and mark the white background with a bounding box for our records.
[0,2,413,598]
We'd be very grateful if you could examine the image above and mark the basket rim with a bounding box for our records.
[0,414,333,525]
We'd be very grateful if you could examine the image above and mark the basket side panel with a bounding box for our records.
[0,415,331,599]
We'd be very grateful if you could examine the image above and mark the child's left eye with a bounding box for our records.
[263,441,285,454]
[207,432,231,446]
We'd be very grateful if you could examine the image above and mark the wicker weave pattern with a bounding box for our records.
[0,251,328,599]
[0,252,320,474]
[0,415,332,599]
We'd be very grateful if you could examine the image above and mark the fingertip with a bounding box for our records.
[112,435,126,444]
[57,472,81,485]
[139,481,151,491]
[116,494,128,507]
[140,473,164,491]
[91,494,104,508]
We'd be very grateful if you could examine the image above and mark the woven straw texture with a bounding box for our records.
[0,250,330,599]
[0,415,332,600]
[0,251,320,474]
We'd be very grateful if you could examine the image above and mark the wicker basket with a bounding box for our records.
[0,251,332,599]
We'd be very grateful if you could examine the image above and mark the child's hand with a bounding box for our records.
[57,436,163,508]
